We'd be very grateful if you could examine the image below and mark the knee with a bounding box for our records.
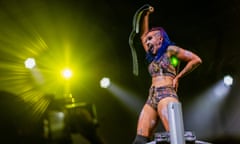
[132,135,150,144]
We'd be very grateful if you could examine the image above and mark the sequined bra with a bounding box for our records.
[148,54,177,77]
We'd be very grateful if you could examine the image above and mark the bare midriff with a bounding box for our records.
[151,75,174,87]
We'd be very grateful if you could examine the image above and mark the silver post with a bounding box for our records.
[168,102,185,144]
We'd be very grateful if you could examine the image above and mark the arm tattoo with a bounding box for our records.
[178,61,200,78]
[168,46,179,55]
[175,47,180,55]
[184,50,192,58]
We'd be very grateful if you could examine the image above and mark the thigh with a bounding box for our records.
[158,97,179,115]
[136,104,159,137]
[157,97,179,131]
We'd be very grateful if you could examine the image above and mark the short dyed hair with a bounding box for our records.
[145,27,175,63]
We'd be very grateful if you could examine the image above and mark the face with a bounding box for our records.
[144,30,163,55]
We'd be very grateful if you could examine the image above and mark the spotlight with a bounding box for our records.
[24,58,36,69]
[223,75,233,86]
[100,77,111,88]
[61,68,72,80]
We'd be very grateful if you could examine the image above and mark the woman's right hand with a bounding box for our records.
[148,6,154,13]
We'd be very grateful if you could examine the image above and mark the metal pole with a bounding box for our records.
[168,102,185,144]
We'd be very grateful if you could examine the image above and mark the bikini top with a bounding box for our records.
[148,53,177,77]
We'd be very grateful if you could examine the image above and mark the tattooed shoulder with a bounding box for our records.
[168,46,179,55]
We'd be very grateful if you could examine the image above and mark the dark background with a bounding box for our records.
[0,0,240,143]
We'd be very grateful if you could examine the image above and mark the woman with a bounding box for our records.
[132,5,202,144]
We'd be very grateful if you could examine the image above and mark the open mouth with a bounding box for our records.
[147,44,157,56]
[148,44,154,53]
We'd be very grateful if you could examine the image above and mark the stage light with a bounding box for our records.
[223,75,233,86]
[100,77,111,88]
[61,68,72,80]
[185,79,232,139]
[24,58,36,69]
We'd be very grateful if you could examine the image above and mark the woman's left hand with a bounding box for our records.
[173,76,179,92]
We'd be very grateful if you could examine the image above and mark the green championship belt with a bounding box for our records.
[129,4,151,76]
